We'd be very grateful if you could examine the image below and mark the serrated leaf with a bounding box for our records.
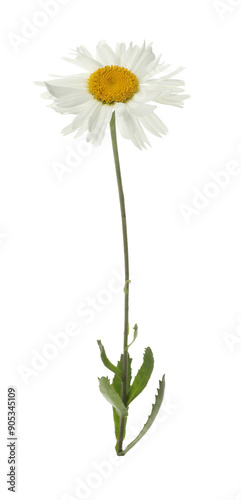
[98,377,128,418]
[119,375,165,456]
[126,324,138,350]
[112,354,132,442]
[126,347,154,406]
[97,340,122,379]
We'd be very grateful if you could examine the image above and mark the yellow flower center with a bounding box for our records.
[88,65,139,105]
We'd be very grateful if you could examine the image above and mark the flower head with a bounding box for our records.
[39,41,188,149]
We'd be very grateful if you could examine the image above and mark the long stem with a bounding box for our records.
[110,111,129,455]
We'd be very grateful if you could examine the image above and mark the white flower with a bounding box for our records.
[39,41,188,149]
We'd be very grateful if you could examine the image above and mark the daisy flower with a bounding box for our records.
[37,40,189,456]
[40,40,188,149]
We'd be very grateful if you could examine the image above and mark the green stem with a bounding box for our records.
[110,111,129,455]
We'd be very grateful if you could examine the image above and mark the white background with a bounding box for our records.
[1,0,241,499]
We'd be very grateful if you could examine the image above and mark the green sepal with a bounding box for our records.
[98,377,128,418]
[126,347,154,406]
[119,375,165,456]
[125,324,138,350]
[112,353,132,444]
[97,340,122,380]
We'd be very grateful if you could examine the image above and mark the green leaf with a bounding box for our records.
[126,347,154,406]
[119,375,165,456]
[112,354,132,442]
[97,340,122,380]
[98,377,128,418]
[112,353,132,396]
[126,324,138,350]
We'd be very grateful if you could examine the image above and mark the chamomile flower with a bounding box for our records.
[40,41,188,149]
[37,40,189,456]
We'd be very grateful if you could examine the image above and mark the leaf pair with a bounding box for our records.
[98,338,154,406]
[98,341,155,437]
[97,338,165,455]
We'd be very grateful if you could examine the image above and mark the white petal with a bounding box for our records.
[63,46,103,72]
[131,115,151,147]
[137,54,163,80]
[75,45,93,59]
[96,40,117,66]
[127,41,146,71]
[139,112,168,137]
[115,107,141,148]
[140,63,170,82]
[44,74,88,89]
[41,91,52,100]
[132,84,162,103]
[130,43,155,77]
[54,93,91,109]
[125,100,157,116]
[61,98,98,136]
[45,82,88,99]
[120,43,140,71]
[115,43,126,66]
[154,93,189,107]
[115,106,148,149]
[146,66,185,84]
[45,84,91,111]
[87,103,113,145]
[35,81,45,86]
[147,78,185,89]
